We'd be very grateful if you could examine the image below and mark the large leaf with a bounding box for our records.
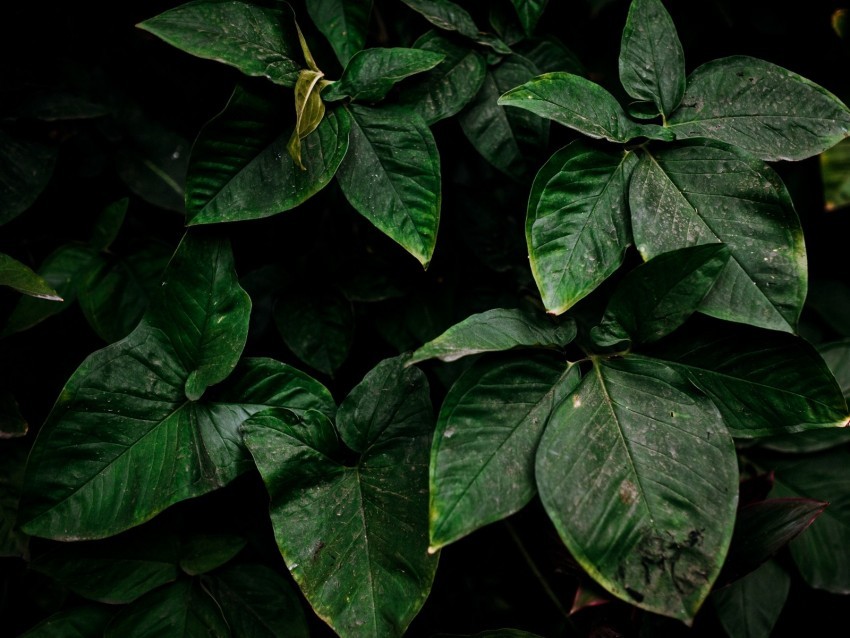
[510,0,548,35]
[536,356,738,622]
[668,56,850,161]
[429,355,579,549]
[401,0,510,53]
[0,129,57,225]
[0,253,62,300]
[619,0,685,118]
[243,356,437,638]
[203,564,309,638]
[336,105,441,267]
[400,31,487,125]
[770,448,850,593]
[526,142,638,314]
[137,0,301,87]
[186,86,350,224]
[712,560,790,638]
[591,244,730,348]
[459,54,549,180]
[306,0,372,66]
[629,142,806,333]
[323,48,444,103]
[409,307,575,364]
[20,605,114,638]
[646,324,849,438]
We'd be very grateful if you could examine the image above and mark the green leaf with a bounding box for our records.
[186,86,350,224]
[0,391,27,439]
[409,307,575,364]
[0,129,57,225]
[646,325,849,438]
[526,142,638,314]
[90,198,129,252]
[629,142,806,333]
[712,560,790,638]
[287,70,328,170]
[179,532,246,575]
[510,0,549,36]
[401,0,511,54]
[20,605,114,638]
[203,564,309,638]
[0,253,62,300]
[459,54,549,179]
[536,356,738,622]
[591,244,730,348]
[820,138,850,210]
[619,0,685,118]
[769,448,850,593]
[243,356,437,638]
[0,439,29,556]
[104,580,229,638]
[429,355,579,549]
[323,48,445,103]
[306,0,372,66]
[137,0,302,87]
[274,289,354,377]
[668,56,850,161]
[400,31,487,125]
[517,36,584,75]
[336,105,441,267]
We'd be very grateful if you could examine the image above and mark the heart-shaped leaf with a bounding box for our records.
[306,0,372,66]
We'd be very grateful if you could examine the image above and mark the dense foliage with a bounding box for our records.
[3,1,850,636]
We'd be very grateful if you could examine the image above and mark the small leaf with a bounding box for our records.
[429,355,579,549]
[179,532,246,575]
[0,129,57,225]
[0,253,62,300]
[90,198,129,252]
[510,0,549,36]
[402,0,511,53]
[323,48,445,103]
[137,0,302,87]
[619,0,685,118]
[820,137,850,210]
[409,307,575,364]
[287,70,327,170]
[20,605,114,638]
[668,56,850,161]
[336,105,441,267]
[306,0,372,66]
[712,560,790,638]
[526,142,638,314]
[0,391,27,439]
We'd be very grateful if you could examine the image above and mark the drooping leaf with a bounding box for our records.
[324,48,444,103]
[137,0,302,87]
[179,532,246,575]
[619,0,685,118]
[646,322,849,438]
[510,0,549,36]
[20,605,114,638]
[712,560,790,638]
[90,198,128,253]
[629,142,806,333]
[591,244,730,348]
[186,86,350,224]
[459,54,549,180]
[0,391,27,439]
[203,564,309,638]
[401,31,487,125]
[336,105,441,267]
[0,439,29,556]
[306,0,372,66]
[286,70,327,169]
[0,129,57,225]
[429,355,579,550]
[820,138,850,210]
[526,142,638,314]
[243,356,437,638]
[536,356,738,622]
[0,253,62,300]
[401,0,511,53]
[104,580,229,638]
[409,307,575,364]
[668,56,850,161]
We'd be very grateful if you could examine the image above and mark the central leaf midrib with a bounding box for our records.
[352,468,379,634]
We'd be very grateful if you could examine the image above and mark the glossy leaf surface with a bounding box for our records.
[0,253,62,300]
[307,0,372,66]
[712,560,790,638]
[323,48,444,103]
[0,129,57,225]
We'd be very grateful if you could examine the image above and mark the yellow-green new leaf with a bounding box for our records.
[287,70,327,170]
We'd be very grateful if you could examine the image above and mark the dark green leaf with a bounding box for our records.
[591,244,730,348]
[820,138,850,210]
[104,580,229,638]
[0,439,29,556]
[629,142,805,333]
[20,605,114,638]
[287,70,327,169]
[0,391,27,439]
[400,31,487,125]
[510,0,549,36]
[409,307,575,364]
[306,0,372,66]
[137,0,302,87]
[90,198,128,252]
[186,86,350,224]
[536,356,738,622]
[0,253,62,300]
[11,91,108,122]
[517,37,584,75]
[243,356,437,638]
[336,105,441,267]
[526,142,638,314]
[712,560,790,638]
[180,532,246,575]
[646,325,849,437]
[323,48,444,102]
[203,564,309,638]
[429,355,579,549]
[0,129,57,225]
[402,0,511,53]
[619,0,685,118]
[668,56,850,161]
[820,340,850,399]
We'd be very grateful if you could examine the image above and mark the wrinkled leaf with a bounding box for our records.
[287,70,327,170]
[526,142,638,314]
[0,253,62,300]
[536,356,738,622]
[306,0,372,66]
[820,138,850,210]
[402,0,511,53]
[429,355,579,549]
[336,105,441,267]
[629,142,806,333]
[323,48,444,103]
[90,198,128,252]
[712,560,790,638]
[179,532,246,575]
[510,0,549,35]
[668,56,850,161]
[0,129,57,225]
[20,605,114,638]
